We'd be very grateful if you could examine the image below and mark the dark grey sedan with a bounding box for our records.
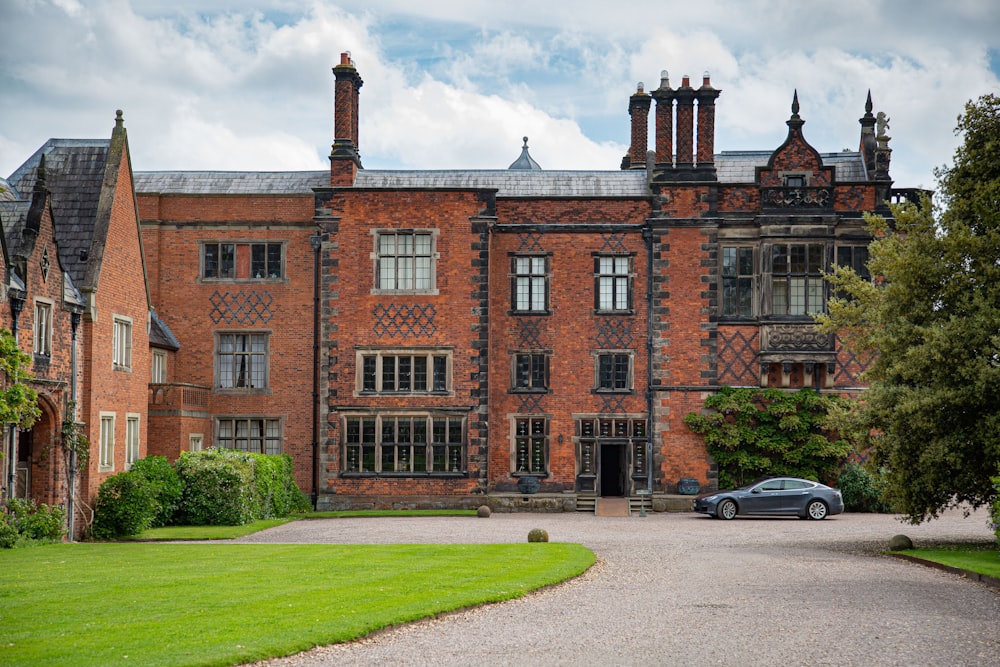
[693,477,845,520]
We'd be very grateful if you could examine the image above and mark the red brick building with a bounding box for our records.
[4,53,919,516]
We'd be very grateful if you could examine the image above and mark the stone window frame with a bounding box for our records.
[99,412,115,472]
[593,253,635,314]
[510,350,551,393]
[769,242,828,317]
[370,229,440,295]
[200,241,287,282]
[151,348,167,383]
[215,416,283,455]
[188,433,203,452]
[112,315,133,371]
[593,350,634,393]
[341,412,466,476]
[214,330,271,393]
[32,298,54,357]
[511,415,549,476]
[720,246,755,320]
[355,347,453,397]
[510,254,551,315]
[125,413,141,470]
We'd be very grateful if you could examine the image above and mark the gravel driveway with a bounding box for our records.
[241,509,999,666]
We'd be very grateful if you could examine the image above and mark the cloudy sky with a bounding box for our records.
[2,0,998,190]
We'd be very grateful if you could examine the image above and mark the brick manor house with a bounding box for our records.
[2,52,920,521]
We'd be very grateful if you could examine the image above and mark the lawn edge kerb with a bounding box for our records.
[887,553,1000,589]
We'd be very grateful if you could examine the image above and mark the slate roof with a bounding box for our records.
[132,152,868,198]
[0,201,30,251]
[7,139,110,286]
[149,311,180,350]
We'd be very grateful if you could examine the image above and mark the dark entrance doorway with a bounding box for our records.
[599,443,626,497]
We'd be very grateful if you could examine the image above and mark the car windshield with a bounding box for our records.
[736,479,771,491]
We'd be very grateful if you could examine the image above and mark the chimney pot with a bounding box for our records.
[682,75,691,87]
[660,70,670,88]
[340,51,351,66]
[703,71,711,86]
[637,82,644,93]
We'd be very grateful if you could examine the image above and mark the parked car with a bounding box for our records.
[693,477,844,520]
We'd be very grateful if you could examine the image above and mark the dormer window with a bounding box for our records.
[783,175,807,187]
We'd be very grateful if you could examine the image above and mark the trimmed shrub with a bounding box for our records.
[176,449,256,526]
[130,456,183,527]
[176,449,310,526]
[91,471,158,539]
[0,514,19,548]
[7,498,66,541]
[838,462,893,513]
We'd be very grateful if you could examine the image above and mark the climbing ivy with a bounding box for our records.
[683,386,854,489]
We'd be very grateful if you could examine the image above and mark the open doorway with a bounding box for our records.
[599,443,626,497]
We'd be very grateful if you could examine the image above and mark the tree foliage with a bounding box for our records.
[0,328,40,430]
[815,93,1000,523]
[683,387,853,489]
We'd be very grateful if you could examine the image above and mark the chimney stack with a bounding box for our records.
[331,51,363,186]
[627,83,652,170]
[695,72,720,176]
[674,75,696,170]
[651,70,674,166]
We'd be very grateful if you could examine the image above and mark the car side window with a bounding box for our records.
[759,480,784,491]
[784,480,809,490]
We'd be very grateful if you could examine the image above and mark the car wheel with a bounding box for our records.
[717,499,737,520]
[806,499,828,520]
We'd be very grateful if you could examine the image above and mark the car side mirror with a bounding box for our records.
[751,488,761,494]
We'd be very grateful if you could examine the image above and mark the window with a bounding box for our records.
[113,317,132,370]
[783,175,807,187]
[33,300,52,356]
[99,413,115,471]
[152,349,167,383]
[595,256,631,312]
[343,414,465,474]
[125,414,140,470]
[189,434,203,452]
[836,246,870,281]
[357,349,450,394]
[771,243,826,316]
[512,353,548,391]
[376,231,434,291]
[202,242,284,280]
[216,332,268,390]
[721,247,754,318]
[596,352,632,391]
[216,417,282,455]
[512,256,548,313]
[513,417,547,474]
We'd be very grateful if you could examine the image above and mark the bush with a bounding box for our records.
[130,456,183,527]
[176,449,256,526]
[990,471,1000,548]
[6,498,66,541]
[838,462,894,513]
[91,471,158,539]
[176,449,310,526]
[0,514,18,548]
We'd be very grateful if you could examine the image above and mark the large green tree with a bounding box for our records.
[816,94,1000,523]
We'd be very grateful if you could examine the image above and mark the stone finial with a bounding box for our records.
[791,90,800,118]
[115,109,124,129]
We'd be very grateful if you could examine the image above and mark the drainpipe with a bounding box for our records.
[7,291,25,503]
[643,225,654,496]
[67,311,80,541]
[309,231,322,509]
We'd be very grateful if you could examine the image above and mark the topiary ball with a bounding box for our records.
[889,534,913,551]
[477,505,491,518]
[527,528,549,543]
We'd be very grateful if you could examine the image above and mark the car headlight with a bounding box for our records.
[702,495,718,503]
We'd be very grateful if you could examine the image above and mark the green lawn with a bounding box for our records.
[129,518,298,540]
[900,543,1000,578]
[0,541,594,667]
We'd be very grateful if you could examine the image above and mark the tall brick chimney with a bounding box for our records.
[651,70,674,167]
[695,72,720,177]
[627,83,652,170]
[330,51,363,186]
[674,75,696,170]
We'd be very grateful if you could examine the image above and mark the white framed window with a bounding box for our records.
[113,316,133,370]
[512,416,548,475]
[188,433,203,452]
[152,349,167,383]
[374,230,437,292]
[125,414,140,469]
[215,332,269,390]
[216,417,282,455]
[595,255,632,312]
[99,413,115,472]
[771,243,826,316]
[512,256,549,313]
[202,242,284,280]
[356,348,452,395]
[343,413,465,475]
[33,300,53,356]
